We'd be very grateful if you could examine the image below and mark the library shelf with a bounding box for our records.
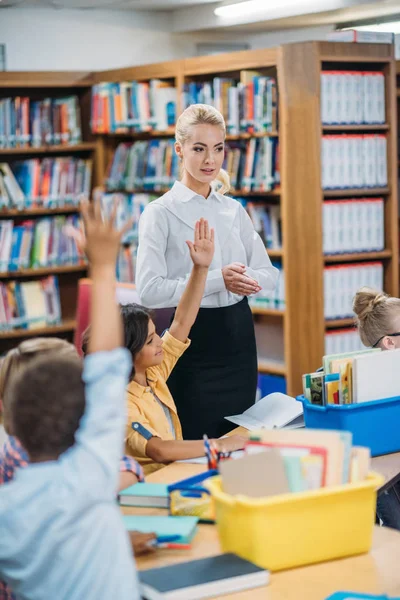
[325,318,356,329]
[0,265,87,279]
[324,188,390,198]
[0,320,77,340]
[258,360,287,376]
[322,124,389,132]
[250,307,285,317]
[0,143,96,156]
[0,206,80,218]
[324,250,392,263]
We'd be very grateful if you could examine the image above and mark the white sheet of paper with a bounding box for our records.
[225,392,304,431]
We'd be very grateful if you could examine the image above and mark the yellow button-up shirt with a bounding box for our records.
[125,331,190,475]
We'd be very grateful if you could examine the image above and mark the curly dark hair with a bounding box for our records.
[9,354,85,461]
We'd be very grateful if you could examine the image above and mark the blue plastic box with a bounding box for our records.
[297,394,400,457]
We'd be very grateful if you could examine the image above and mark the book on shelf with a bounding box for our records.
[91,80,177,134]
[249,261,284,309]
[320,70,385,125]
[0,96,82,149]
[224,138,279,192]
[324,261,383,320]
[323,198,384,254]
[245,201,281,249]
[0,157,92,209]
[0,275,61,331]
[325,328,365,356]
[321,134,387,190]
[106,140,178,192]
[0,215,85,272]
[182,72,278,134]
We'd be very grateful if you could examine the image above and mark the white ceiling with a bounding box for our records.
[0,0,221,9]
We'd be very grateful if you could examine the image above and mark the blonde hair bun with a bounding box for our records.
[353,287,388,323]
[175,103,231,195]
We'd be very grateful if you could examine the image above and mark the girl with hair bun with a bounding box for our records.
[353,286,400,530]
[136,104,278,439]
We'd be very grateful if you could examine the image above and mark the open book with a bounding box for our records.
[225,393,304,431]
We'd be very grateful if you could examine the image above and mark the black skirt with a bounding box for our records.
[167,297,257,439]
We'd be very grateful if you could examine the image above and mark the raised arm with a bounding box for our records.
[169,218,214,343]
[136,205,226,308]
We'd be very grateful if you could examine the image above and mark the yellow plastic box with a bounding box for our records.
[208,472,383,572]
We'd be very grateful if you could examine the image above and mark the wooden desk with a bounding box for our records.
[126,463,400,599]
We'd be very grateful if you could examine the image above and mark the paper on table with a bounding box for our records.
[225,392,304,431]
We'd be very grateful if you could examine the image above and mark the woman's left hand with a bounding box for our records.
[186,218,215,268]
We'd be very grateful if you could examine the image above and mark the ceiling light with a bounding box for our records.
[214,0,305,18]
[346,21,400,34]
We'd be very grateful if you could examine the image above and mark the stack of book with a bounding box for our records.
[91,80,177,134]
[106,141,178,192]
[0,158,92,209]
[0,215,85,272]
[324,262,383,320]
[249,262,285,309]
[224,138,279,192]
[245,202,281,249]
[325,328,365,356]
[323,198,384,254]
[321,71,385,125]
[322,135,387,189]
[0,96,82,148]
[0,275,61,331]
[182,72,278,134]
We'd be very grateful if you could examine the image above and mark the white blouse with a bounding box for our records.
[135,181,279,308]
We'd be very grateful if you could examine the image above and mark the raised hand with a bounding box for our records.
[186,218,214,269]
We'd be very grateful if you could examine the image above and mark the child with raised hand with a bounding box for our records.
[121,217,246,474]
[0,199,141,600]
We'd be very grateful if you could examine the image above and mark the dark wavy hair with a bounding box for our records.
[9,354,85,461]
[81,303,153,379]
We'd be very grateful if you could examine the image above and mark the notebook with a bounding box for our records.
[139,553,269,600]
[118,483,169,508]
[352,348,400,403]
[225,392,304,431]
[122,515,198,545]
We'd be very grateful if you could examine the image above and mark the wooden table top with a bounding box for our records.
[126,462,400,599]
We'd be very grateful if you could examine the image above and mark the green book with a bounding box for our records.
[123,515,199,545]
[118,483,169,508]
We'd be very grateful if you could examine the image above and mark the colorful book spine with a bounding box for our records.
[0,96,82,149]
[0,275,61,331]
[0,216,85,272]
[0,157,92,209]
[224,138,279,192]
[249,261,285,309]
[325,328,366,356]
[91,80,177,134]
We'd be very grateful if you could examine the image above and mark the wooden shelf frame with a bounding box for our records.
[0,142,96,156]
[0,265,87,279]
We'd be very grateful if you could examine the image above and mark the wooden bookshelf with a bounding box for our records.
[0,71,95,352]
[91,41,399,396]
[0,265,87,279]
[251,307,284,317]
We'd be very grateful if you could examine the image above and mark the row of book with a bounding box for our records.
[246,202,282,250]
[249,262,285,309]
[321,134,387,190]
[223,138,279,192]
[105,139,279,194]
[0,96,82,148]
[0,158,92,209]
[303,347,392,406]
[323,198,385,255]
[100,192,154,243]
[325,328,365,357]
[324,262,383,320]
[320,71,385,125]
[117,245,136,284]
[182,73,278,134]
[106,140,178,192]
[0,275,61,331]
[91,81,177,134]
[0,216,85,272]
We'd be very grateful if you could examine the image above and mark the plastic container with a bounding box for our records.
[208,472,383,572]
[297,394,400,456]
